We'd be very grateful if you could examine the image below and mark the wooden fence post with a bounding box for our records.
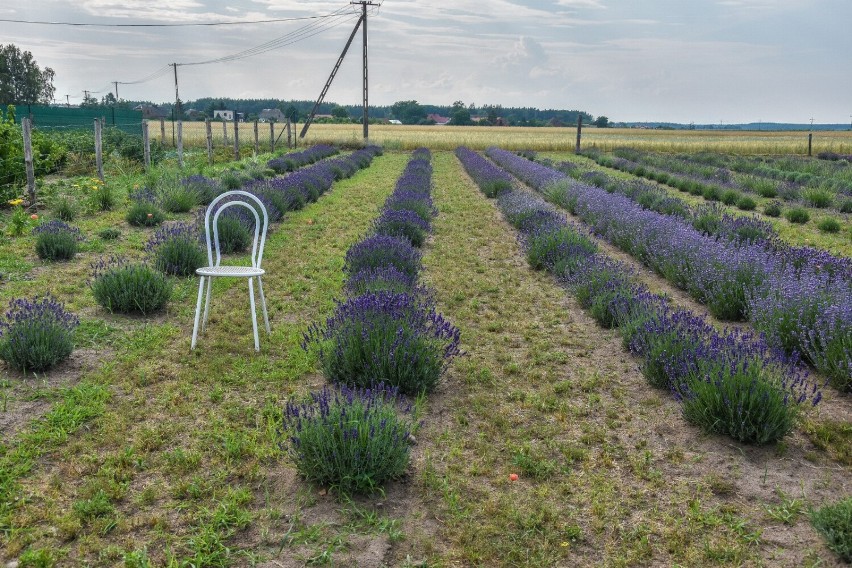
[222,120,229,145]
[575,114,583,154]
[253,121,259,155]
[94,118,104,181]
[808,133,813,157]
[233,117,240,160]
[177,120,184,168]
[205,118,213,165]
[21,118,36,204]
[286,119,292,149]
[269,122,275,153]
[160,117,166,145]
[142,120,151,170]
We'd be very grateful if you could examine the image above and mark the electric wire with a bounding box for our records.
[0,13,347,28]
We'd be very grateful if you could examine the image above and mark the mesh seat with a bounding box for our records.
[191,190,270,351]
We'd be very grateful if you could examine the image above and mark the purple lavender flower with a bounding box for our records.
[0,296,79,372]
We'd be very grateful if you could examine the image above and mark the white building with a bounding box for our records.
[213,110,234,121]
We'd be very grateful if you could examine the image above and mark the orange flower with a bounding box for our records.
[147,213,153,218]
[509,473,519,481]
[30,214,39,220]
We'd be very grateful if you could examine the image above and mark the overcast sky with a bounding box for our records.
[2,0,850,123]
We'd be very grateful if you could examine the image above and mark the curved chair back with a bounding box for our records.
[204,190,269,269]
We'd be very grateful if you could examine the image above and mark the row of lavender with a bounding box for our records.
[287,149,462,494]
[591,148,852,214]
[456,146,822,445]
[486,147,851,390]
[0,146,381,373]
[535,156,779,246]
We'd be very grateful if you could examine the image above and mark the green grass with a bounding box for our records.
[0,151,408,563]
[1,149,848,566]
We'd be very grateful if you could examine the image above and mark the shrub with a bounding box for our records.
[763,201,782,217]
[343,234,421,280]
[343,266,419,297]
[212,214,252,254]
[33,220,81,261]
[838,199,852,214]
[702,185,722,201]
[0,296,79,372]
[810,497,852,562]
[526,223,597,275]
[282,383,416,494]
[817,217,841,233]
[803,187,833,208]
[90,258,172,315]
[219,170,244,190]
[146,222,206,277]
[86,178,116,211]
[721,189,741,205]
[159,184,199,213]
[126,201,165,227]
[98,227,121,240]
[736,196,757,211]
[372,208,430,247]
[303,291,461,395]
[568,256,635,328]
[52,196,77,221]
[675,337,813,445]
[785,207,810,224]
[181,174,222,205]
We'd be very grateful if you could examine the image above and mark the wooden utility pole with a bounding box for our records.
[94,118,104,181]
[205,119,214,165]
[575,114,583,154]
[142,120,151,170]
[21,118,35,203]
[233,115,240,160]
[177,120,184,168]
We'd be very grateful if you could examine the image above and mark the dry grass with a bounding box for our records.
[161,121,852,155]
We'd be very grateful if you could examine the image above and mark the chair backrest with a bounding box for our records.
[204,190,269,269]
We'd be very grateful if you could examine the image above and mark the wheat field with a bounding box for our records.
[159,120,852,155]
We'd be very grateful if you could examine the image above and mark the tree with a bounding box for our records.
[593,115,610,128]
[390,100,425,125]
[0,45,56,105]
[449,101,473,126]
[281,104,299,123]
[101,92,117,106]
[330,105,349,119]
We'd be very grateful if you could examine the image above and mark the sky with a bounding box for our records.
[1,0,850,124]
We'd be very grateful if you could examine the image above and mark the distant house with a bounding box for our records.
[427,113,450,125]
[134,104,168,119]
[213,110,234,121]
[388,119,402,125]
[185,108,206,120]
[259,109,285,122]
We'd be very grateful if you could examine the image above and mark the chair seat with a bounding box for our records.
[196,265,265,278]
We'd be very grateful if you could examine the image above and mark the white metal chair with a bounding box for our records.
[191,190,270,351]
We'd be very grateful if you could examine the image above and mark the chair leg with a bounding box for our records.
[258,276,270,334]
[191,276,205,350]
[248,277,260,351]
[202,276,213,330]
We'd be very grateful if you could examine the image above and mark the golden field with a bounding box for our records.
[159,120,852,155]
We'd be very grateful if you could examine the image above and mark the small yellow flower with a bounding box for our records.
[7,198,23,206]
[133,184,140,190]
[560,542,569,548]
[91,185,99,191]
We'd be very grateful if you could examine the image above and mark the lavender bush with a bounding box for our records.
[372,208,431,247]
[0,296,79,372]
[344,234,422,280]
[282,383,416,494]
[33,220,82,261]
[303,291,461,395]
[146,222,205,277]
[267,145,339,174]
[455,147,514,197]
[343,266,419,297]
[90,257,172,315]
[181,174,222,205]
[126,200,165,227]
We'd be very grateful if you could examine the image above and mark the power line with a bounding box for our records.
[0,13,347,28]
[179,9,359,66]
